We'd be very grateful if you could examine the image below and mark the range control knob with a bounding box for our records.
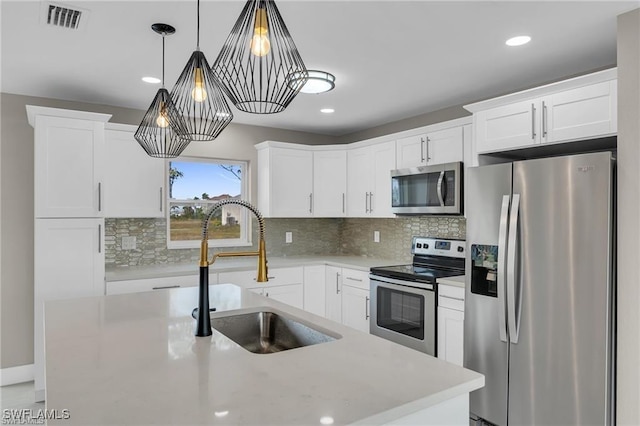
[416,243,422,248]
[424,244,429,249]
[457,246,464,253]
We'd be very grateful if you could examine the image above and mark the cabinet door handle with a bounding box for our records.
[160,187,163,212]
[336,272,341,294]
[98,224,102,253]
[365,192,369,213]
[426,137,431,162]
[542,101,548,138]
[309,193,313,213]
[152,285,180,290]
[365,296,370,320]
[342,193,345,214]
[346,276,363,282]
[98,182,102,212]
[369,192,373,213]
[531,103,536,140]
[420,137,425,162]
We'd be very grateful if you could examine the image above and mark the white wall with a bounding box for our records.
[616,9,640,425]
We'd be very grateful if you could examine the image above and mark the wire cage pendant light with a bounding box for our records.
[170,0,233,141]
[135,23,191,159]
[213,0,309,114]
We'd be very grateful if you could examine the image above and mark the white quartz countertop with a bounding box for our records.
[106,256,405,282]
[437,275,466,288]
[44,284,483,425]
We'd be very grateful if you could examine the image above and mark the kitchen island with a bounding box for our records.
[44,284,483,425]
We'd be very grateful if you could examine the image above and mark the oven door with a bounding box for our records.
[369,274,436,355]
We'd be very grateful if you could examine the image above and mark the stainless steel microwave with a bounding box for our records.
[391,162,463,215]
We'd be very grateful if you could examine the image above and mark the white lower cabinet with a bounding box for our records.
[303,265,326,316]
[34,218,105,401]
[341,284,370,333]
[325,266,343,323]
[437,284,465,366]
[326,266,371,333]
[250,283,303,309]
[219,266,304,310]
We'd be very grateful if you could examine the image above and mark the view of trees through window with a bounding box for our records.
[168,160,246,244]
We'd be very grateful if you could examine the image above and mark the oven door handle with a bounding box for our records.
[369,274,434,290]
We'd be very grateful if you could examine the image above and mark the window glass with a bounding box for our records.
[167,159,248,248]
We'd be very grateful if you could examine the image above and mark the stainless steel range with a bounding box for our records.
[369,237,465,355]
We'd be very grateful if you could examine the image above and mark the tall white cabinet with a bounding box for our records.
[104,124,166,218]
[27,106,111,402]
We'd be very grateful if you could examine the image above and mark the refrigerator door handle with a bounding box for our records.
[437,171,445,206]
[497,195,510,343]
[507,193,521,344]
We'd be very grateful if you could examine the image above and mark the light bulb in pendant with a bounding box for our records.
[191,68,208,102]
[156,102,170,128]
[250,7,270,57]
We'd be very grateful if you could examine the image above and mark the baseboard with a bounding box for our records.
[0,364,34,386]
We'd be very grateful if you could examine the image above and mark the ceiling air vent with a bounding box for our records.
[41,2,88,31]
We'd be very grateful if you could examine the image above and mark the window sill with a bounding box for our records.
[167,239,253,250]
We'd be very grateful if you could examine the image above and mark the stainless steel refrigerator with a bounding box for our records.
[464,151,615,425]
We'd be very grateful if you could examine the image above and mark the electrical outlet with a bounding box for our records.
[285,232,293,244]
[374,231,380,243]
[122,236,137,250]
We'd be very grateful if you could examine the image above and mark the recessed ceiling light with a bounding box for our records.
[320,108,335,114]
[505,35,531,47]
[142,76,161,84]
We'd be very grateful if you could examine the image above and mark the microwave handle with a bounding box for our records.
[436,171,445,206]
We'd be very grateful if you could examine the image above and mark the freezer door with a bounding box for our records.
[465,163,512,426]
[508,152,614,425]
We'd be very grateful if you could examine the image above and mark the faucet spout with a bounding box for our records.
[195,199,268,337]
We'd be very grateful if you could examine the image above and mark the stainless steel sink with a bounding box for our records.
[210,310,338,354]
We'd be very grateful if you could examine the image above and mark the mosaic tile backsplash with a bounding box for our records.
[105,216,466,268]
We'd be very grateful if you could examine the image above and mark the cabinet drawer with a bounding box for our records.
[107,275,199,295]
[438,284,465,311]
[341,268,370,290]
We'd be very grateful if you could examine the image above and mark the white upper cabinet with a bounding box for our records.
[257,145,314,217]
[28,107,111,218]
[396,126,464,169]
[104,124,166,218]
[347,141,396,218]
[313,150,347,217]
[474,99,542,153]
[543,80,617,143]
[467,68,617,155]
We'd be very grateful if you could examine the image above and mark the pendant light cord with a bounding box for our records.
[196,0,200,49]
[161,35,166,88]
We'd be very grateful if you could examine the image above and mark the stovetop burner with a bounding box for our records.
[370,237,466,284]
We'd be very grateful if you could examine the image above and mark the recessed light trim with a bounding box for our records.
[142,76,161,84]
[320,108,335,114]
[505,35,531,47]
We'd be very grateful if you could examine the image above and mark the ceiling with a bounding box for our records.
[2,0,638,136]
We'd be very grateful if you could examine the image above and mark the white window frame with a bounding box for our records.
[166,157,251,250]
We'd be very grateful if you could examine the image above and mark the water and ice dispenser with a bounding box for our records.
[470,245,498,297]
